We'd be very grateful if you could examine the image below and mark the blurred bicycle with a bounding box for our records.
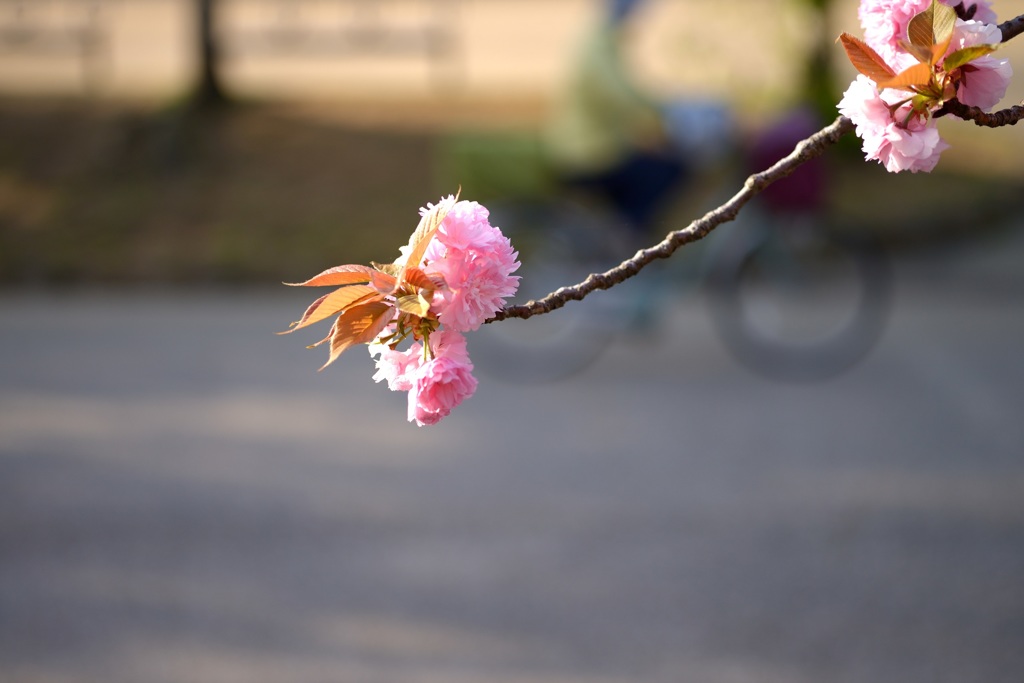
[440,105,892,382]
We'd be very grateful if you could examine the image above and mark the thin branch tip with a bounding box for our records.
[936,99,1024,127]
[491,115,857,322]
[1000,13,1024,43]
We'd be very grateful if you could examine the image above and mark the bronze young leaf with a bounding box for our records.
[280,285,381,334]
[370,269,399,296]
[907,0,958,56]
[284,264,376,288]
[401,267,439,291]
[877,62,934,90]
[839,33,897,84]
[398,194,456,273]
[322,302,395,369]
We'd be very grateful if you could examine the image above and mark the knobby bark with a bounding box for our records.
[936,100,1024,127]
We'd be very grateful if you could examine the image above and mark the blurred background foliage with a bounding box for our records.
[0,0,1021,285]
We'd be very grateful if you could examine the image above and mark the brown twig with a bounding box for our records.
[488,116,855,322]
[934,99,1024,126]
[1000,13,1024,43]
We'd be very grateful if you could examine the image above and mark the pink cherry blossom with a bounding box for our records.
[421,200,520,332]
[407,330,478,426]
[369,339,422,391]
[958,57,1013,109]
[426,200,503,253]
[839,75,950,173]
[369,329,478,426]
[952,20,1012,110]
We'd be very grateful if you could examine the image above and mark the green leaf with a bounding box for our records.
[943,44,997,72]
[932,1,957,44]
[321,302,394,369]
[284,264,375,287]
[839,33,896,84]
[280,285,380,334]
[911,93,935,113]
[877,62,934,90]
[396,292,432,318]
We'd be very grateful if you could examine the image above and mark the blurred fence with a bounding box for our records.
[0,0,469,98]
[224,0,461,89]
[0,0,108,90]
[1,0,1021,154]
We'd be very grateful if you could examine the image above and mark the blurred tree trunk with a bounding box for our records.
[194,0,228,107]
[795,0,838,120]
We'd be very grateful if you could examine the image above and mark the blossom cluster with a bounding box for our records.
[377,198,520,425]
[402,199,521,333]
[839,0,1012,173]
[282,195,519,427]
[370,328,479,426]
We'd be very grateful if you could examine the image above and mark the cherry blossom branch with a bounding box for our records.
[488,115,855,322]
[934,99,1024,126]
[999,13,1024,43]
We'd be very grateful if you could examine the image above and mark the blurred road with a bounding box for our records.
[2,230,1024,683]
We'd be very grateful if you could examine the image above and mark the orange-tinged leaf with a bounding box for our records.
[877,62,934,90]
[399,192,458,272]
[321,302,394,369]
[279,284,380,334]
[839,33,896,84]
[307,330,331,349]
[285,264,376,288]
[401,205,446,271]
[282,292,329,334]
[898,38,933,65]
[930,32,953,67]
[401,266,437,291]
[370,269,398,295]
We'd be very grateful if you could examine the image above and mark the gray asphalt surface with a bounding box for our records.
[2,230,1024,683]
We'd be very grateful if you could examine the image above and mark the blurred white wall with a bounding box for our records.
[0,0,1021,164]
[0,0,823,105]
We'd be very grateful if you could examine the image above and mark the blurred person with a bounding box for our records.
[542,0,689,236]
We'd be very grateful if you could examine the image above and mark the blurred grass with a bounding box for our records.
[0,98,439,284]
[1,97,1021,285]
